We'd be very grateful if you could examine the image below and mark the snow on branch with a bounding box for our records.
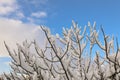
[1,21,120,80]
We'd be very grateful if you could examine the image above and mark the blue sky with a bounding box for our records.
[0,0,120,74]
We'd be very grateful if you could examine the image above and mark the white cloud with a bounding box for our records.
[0,18,46,57]
[0,0,49,57]
[16,12,25,18]
[0,0,18,16]
[0,0,16,5]
[27,17,35,23]
[31,11,47,18]
[29,0,48,6]
[0,6,14,15]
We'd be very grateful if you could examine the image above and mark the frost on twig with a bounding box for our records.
[1,21,120,80]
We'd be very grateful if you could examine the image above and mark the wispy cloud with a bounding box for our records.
[31,11,47,18]
[16,12,25,18]
[0,0,18,16]
[28,0,48,6]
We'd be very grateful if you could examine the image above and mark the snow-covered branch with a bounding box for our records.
[1,21,120,80]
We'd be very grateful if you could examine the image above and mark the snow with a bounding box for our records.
[2,21,120,80]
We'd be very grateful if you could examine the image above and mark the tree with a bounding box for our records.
[1,21,120,80]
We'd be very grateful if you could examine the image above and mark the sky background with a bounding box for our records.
[0,0,120,74]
